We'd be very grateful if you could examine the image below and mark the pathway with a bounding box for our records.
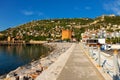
[57,43,105,80]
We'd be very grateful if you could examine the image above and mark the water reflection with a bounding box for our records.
[0,44,50,75]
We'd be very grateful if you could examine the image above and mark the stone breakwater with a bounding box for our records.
[36,43,75,80]
[1,43,72,80]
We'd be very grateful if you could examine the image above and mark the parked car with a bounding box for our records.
[106,44,111,50]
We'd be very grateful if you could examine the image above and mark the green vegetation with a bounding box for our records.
[106,37,120,44]
[104,16,120,25]
[63,39,70,42]
[0,18,93,41]
[0,35,7,41]
[0,15,120,42]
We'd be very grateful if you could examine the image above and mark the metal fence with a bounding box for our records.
[82,43,120,80]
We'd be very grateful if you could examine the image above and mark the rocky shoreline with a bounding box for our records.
[1,43,72,80]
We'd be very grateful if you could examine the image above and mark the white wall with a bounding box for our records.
[98,38,105,44]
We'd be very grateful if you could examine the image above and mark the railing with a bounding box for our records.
[82,43,120,80]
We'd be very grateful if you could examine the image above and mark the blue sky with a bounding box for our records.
[0,0,120,31]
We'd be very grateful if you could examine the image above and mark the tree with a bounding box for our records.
[106,38,111,44]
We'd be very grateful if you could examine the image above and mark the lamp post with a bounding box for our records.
[111,45,120,80]
[97,44,101,67]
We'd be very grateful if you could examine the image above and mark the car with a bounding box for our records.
[106,44,111,50]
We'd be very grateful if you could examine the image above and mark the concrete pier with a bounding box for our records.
[57,43,105,80]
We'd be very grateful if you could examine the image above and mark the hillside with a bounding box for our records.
[0,15,120,41]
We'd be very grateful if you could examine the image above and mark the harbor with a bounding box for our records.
[0,43,51,77]
[0,0,120,80]
[36,43,120,80]
[0,41,119,80]
[0,43,72,80]
[0,28,120,80]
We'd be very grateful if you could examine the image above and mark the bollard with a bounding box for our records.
[88,45,91,57]
[83,43,85,49]
[87,44,91,56]
[97,45,101,67]
[91,45,93,58]
[113,49,119,80]
[84,43,86,49]
[82,42,85,49]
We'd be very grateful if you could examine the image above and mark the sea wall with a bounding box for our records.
[1,43,73,80]
[29,40,47,44]
[36,43,75,80]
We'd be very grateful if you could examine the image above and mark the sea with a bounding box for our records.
[0,44,50,75]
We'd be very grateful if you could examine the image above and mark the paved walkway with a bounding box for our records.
[57,43,105,80]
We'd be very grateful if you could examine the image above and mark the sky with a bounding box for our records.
[0,0,120,31]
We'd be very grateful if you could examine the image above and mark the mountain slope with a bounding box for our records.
[0,15,120,41]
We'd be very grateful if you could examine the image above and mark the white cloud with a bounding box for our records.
[104,0,120,15]
[21,10,44,17]
[22,10,34,16]
[74,6,91,11]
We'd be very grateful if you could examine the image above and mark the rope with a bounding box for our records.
[100,52,113,59]
[105,61,114,67]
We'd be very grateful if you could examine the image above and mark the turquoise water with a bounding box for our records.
[0,45,50,75]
